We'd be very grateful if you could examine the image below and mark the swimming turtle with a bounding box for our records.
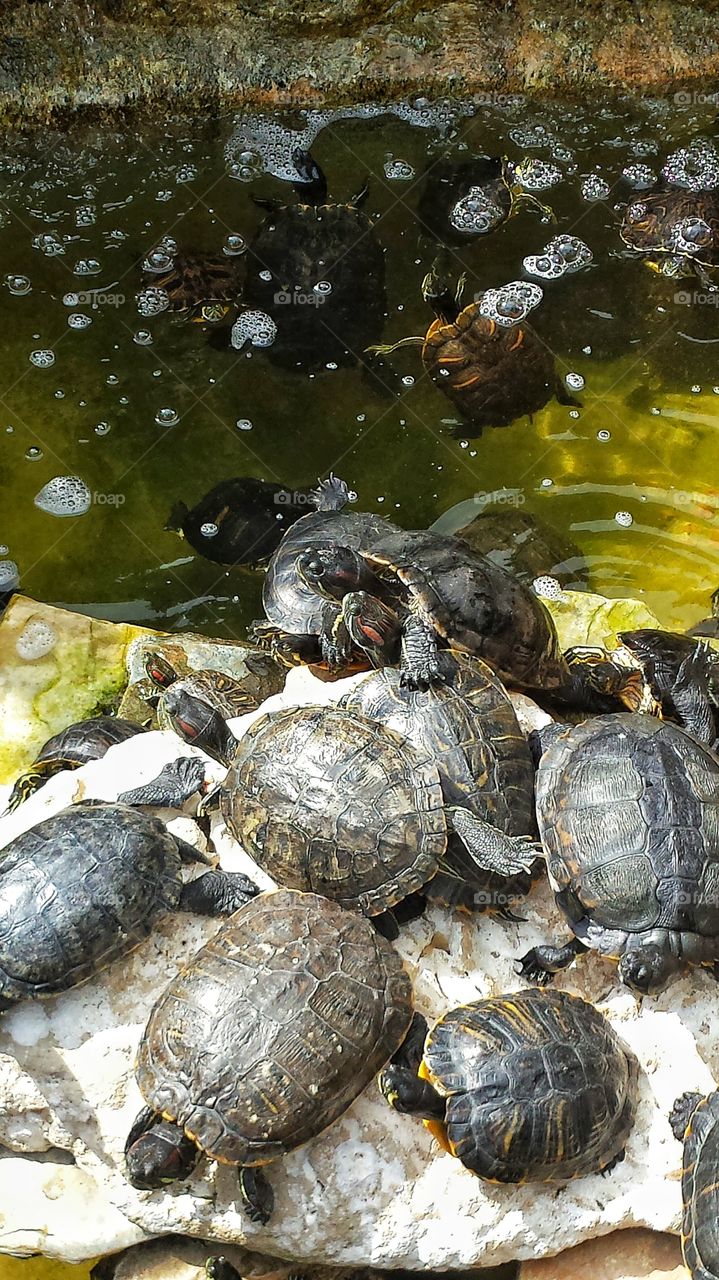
[416,156,554,245]
[166,477,313,567]
[379,988,638,1183]
[367,270,577,435]
[670,1089,719,1280]
[7,716,146,812]
[518,713,719,994]
[138,248,244,324]
[618,630,719,747]
[445,504,589,589]
[620,143,719,286]
[220,703,539,930]
[341,652,539,914]
[0,801,258,1009]
[244,148,386,371]
[124,888,413,1221]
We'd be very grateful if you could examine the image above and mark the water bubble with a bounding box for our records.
[580,174,610,201]
[0,560,17,590]
[68,313,92,329]
[106,375,119,386]
[223,233,246,256]
[16,618,56,660]
[200,522,219,538]
[156,190,173,202]
[622,163,656,189]
[5,275,31,296]
[513,159,562,191]
[325,361,338,371]
[34,475,91,517]
[25,446,42,460]
[449,186,500,235]
[401,375,415,387]
[258,269,273,282]
[383,158,415,181]
[63,292,80,306]
[155,407,179,427]
[33,233,65,256]
[479,281,543,326]
[236,418,253,431]
[230,310,277,350]
[133,329,153,345]
[532,575,562,600]
[314,280,332,295]
[565,372,585,391]
[662,139,719,191]
[597,429,611,441]
[540,477,553,489]
[142,249,174,273]
[691,384,702,394]
[137,287,170,316]
[74,259,101,276]
[176,164,198,183]
[54,390,65,399]
[30,350,55,368]
[650,406,661,415]
[615,510,633,527]
[94,422,111,435]
[75,204,96,227]
[522,252,566,280]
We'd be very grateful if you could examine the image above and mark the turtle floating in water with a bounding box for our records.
[416,156,554,245]
[519,713,719,994]
[166,477,313,567]
[438,502,589,589]
[0,802,257,1009]
[244,148,386,371]
[125,888,413,1222]
[380,988,638,1183]
[368,271,577,435]
[670,1089,719,1280]
[620,140,719,285]
[7,716,145,812]
[137,243,245,324]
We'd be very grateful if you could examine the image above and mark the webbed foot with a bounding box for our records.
[517,940,587,984]
[239,1165,274,1224]
[118,756,207,808]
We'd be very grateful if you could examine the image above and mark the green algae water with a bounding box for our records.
[0,95,718,643]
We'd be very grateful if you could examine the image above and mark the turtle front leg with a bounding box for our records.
[379,1012,445,1119]
[400,612,443,690]
[516,938,588,985]
[449,807,542,878]
[179,871,260,916]
[319,605,354,668]
[671,643,717,749]
[669,1091,704,1142]
[239,1165,274,1224]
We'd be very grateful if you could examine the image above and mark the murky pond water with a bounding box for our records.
[0,95,718,642]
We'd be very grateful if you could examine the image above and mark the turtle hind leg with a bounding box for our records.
[516,938,588,985]
[449,808,541,877]
[379,1064,445,1121]
[669,1091,704,1141]
[239,1166,274,1224]
[400,613,444,690]
[117,756,206,808]
[179,870,260,916]
[600,1148,626,1177]
[365,336,424,357]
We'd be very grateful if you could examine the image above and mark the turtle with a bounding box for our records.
[620,143,719,286]
[367,270,577,435]
[379,987,638,1184]
[243,148,386,371]
[249,473,402,670]
[341,651,539,915]
[7,715,146,812]
[441,503,589,590]
[670,1089,719,1280]
[518,712,719,994]
[124,888,413,1222]
[145,651,260,721]
[138,249,244,324]
[220,703,539,932]
[416,156,554,246]
[0,801,258,1009]
[618,630,719,747]
[165,477,313,567]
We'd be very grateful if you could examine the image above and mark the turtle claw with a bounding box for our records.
[239,1166,274,1224]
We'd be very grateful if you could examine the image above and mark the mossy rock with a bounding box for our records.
[544,588,662,651]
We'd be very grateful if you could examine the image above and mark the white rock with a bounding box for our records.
[0,668,705,1268]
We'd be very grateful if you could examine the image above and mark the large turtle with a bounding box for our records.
[379,988,638,1184]
[620,142,719,285]
[670,1089,719,1280]
[367,271,576,435]
[341,651,539,914]
[220,704,539,931]
[244,148,386,371]
[416,155,554,245]
[518,713,719,994]
[0,802,257,1009]
[7,716,146,812]
[124,888,413,1222]
[166,477,313,567]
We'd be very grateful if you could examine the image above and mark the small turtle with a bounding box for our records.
[620,150,719,286]
[618,630,719,747]
[341,652,539,915]
[518,713,719,994]
[142,653,257,766]
[124,888,413,1222]
[416,156,554,245]
[0,802,258,1009]
[220,704,539,932]
[368,270,577,435]
[670,1089,719,1280]
[379,988,638,1183]
[166,477,313,566]
[244,148,386,371]
[138,250,244,324]
[7,716,146,812]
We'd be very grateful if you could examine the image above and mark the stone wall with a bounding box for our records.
[1,0,719,125]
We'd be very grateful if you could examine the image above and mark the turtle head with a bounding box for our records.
[125,1117,199,1190]
[144,651,178,690]
[296,545,371,601]
[5,769,45,814]
[163,687,238,767]
[342,591,402,663]
[619,945,677,995]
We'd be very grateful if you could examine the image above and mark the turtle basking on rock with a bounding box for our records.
[367,271,577,435]
[7,716,146,812]
[670,1088,719,1280]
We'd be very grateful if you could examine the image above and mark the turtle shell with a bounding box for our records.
[33,715,144,770]
[221,705,447,914]
[0,803,183,1004]
[143,253,244,321]
[245,202,386,370]
[168,477,312,566]
[361,528,569,694]
[157,670,258,724]
[135,888,413,1165]
[421,302,559,431]
[620,186,719,275]
[422,987,638,1182]
[677,1091,719,1279]
[341,652,537,908]
[536,713,719,962]
[262,507,401,636]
